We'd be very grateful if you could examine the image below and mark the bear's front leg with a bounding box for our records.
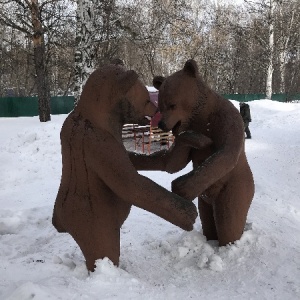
[128,141,192,173]
[87,135,198,232]
[170,132,213,200]
[176,131,212,149]
[128,150,169,171]
[171,171,200,201]
[128,131,212,173]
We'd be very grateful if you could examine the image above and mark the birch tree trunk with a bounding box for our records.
[266,0,275,100]
[279,51,287,93]
[278,4,295,93]
[73,0,96,105]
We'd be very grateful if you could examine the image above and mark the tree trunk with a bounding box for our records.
[266,0,274,100]
[33,42,51,122]
[74,0,96,106]
[31,0,51,122]
[278,4,295,93]
[279,50,286,93]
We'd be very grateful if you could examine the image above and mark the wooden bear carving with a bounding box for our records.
[130,60,255,246]
[52,64,197,271]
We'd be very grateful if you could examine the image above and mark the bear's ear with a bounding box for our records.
[153,76,165,90]
[118,70,139,93]
[183,59,198,78]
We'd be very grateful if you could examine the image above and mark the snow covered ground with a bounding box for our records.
[0,99,300,300]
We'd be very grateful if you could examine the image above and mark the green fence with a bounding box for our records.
[0,94,299,118]
[0,96,74,117]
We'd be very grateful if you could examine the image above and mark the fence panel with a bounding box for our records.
[50,96,74,115]
[0,96,74,117]
[1,94,299,118]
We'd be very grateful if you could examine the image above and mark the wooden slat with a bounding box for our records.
[144,126,174,154]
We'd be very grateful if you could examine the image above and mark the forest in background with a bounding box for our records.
[1,0,299,99]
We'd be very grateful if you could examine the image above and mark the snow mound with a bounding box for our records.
[160,224,258,273]
[5,282,57,300]
[0,210,23,235]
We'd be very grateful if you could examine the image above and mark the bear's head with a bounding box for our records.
[77,64,157,127]
[153,59,208,136]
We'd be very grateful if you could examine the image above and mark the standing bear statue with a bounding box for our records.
[52,64,198,271]
[130,59,255,247]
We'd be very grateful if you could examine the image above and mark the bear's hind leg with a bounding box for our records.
[52,204,67,233]
[70,221,121,272]
[213,187,252,246]
[198,198,218,241]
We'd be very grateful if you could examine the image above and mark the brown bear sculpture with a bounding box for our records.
[130,60,255,247]
[52,64,198,271]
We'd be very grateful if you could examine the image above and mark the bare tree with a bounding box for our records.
[1,0,299,102]
[73,0,97,104]
[243,0,285,99]
[74,0,121,104]
[117,0,194,83]
[0,0,71,121]
[275,0,300,93]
